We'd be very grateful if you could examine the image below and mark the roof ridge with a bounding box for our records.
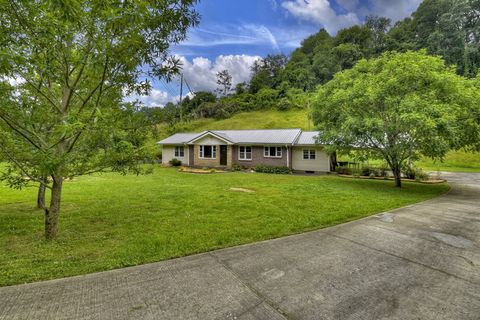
[212,128,301,131]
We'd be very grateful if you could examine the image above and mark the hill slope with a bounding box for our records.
[159,109,312,136]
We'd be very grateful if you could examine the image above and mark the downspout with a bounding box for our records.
[286,144,290,169]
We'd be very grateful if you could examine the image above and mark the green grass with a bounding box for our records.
[340,150,480,173]
[0,167,448,287]
[416,150,480,173]
[158,108,312,138]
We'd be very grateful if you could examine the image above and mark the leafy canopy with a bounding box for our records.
[313,50,480,186]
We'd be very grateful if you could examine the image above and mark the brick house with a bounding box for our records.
[158,129,332,173]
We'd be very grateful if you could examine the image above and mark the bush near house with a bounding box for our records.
[254,164,291,174]
[169,158,182,166]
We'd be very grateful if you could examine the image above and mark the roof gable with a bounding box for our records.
[187,131,234,145]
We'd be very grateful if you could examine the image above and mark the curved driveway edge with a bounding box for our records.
[1,173,479,319]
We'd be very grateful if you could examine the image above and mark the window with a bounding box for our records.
[174,146,184,157]
[264,146,282,158]
[239,146,252,160]
[303,149,316,160]
[199,145,216,159]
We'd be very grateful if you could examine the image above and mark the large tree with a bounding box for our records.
[313,51,479,187]
[0,0,199,239]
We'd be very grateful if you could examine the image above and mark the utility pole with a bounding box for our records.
[179,73,183,122]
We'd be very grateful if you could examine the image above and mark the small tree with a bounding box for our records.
[0,0,199,239]
[313,51,479,187]
[216,69,232,96]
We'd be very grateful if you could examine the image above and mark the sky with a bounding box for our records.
[132,0,423,107]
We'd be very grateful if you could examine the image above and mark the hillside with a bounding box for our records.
[158,108,480,173]
[158,108,313,137]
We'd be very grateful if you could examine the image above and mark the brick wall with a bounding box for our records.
[232,146,290,168]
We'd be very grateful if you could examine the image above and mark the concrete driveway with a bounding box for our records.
[1,173,479,320]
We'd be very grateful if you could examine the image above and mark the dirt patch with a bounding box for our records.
[178,167,226,174]
[229,187,255,193]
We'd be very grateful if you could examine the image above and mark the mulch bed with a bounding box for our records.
[338,174,446,184]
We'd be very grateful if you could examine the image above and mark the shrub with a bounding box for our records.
[169,158,182,167]
[361,167,373,177]
[276,97,291,111]
[403,165,429,181]
[336,166,352,175]
[232,164,243,171]
[254,164,291,174]
[415,169,430,181]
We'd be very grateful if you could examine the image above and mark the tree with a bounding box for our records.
[0,0,199,239]
[409,0,480,77]
[313,51,479,187]
[365,15,391,55]
[216,69,232,96]
[249,54,288,93]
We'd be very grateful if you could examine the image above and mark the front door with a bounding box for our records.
[220,145,227,166]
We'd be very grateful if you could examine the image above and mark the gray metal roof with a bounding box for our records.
[295,131,321,145]
[212,129,302,144]
[158,129,321,145]
[157,133,199,144]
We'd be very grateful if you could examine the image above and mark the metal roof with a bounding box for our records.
[212,129,302,144]
[294,131,321,145]
[157,133,199,144]
[157,129,323,145]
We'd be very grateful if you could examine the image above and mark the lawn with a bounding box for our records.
[339,150,480,173]
[0,167,448,287]
[416,150,480,173]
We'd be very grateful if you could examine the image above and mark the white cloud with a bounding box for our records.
[126,54,261,106]
[178,24,280,52]
[125,88,171,108]
[366,0,422,23]
[176,54,261,93]
[282,0,360,34]
[268,0,278,11]
[282,0,422,34]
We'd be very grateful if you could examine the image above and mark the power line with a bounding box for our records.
[184,78,194,95]
[159,78,177,98]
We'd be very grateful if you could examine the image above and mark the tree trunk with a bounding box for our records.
[330,152,338,172]
[392,164,402,188]
[37,177,47,209]
[44,176,63,240]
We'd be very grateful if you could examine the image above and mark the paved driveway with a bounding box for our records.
[1,173,479,319]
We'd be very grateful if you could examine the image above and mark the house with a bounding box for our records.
[157,129,333,173]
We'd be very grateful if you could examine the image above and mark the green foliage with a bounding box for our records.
[0,0,199,238]
[231,164,244,171]
[313,51,479,187]
[169,158,182,167]
[335,166,353,175]
[254,165,291,174]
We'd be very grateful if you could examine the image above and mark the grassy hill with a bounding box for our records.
[158,108,313,137]
[158,108,480,173]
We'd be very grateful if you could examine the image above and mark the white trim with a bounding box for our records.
[263,146,282,158]
[188,131,233,145]
[238,145,252,161]
[174,146,185,158]
[302,149,316,160]
[199,145,217,159]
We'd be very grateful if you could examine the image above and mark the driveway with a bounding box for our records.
[1,173,479,319]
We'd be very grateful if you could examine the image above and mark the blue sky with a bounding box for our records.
[134,0,423,106]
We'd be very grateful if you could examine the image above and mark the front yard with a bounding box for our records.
[0,168,448,286]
